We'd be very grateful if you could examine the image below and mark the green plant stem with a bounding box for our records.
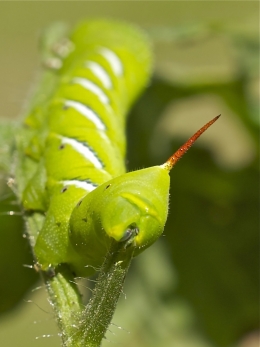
[77,239,135,347]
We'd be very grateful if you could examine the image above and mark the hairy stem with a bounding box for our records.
[76,240,135,347]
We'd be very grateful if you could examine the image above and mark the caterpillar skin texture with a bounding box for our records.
[20,20,170,276]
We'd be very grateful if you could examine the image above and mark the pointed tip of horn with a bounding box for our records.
[162,115,221,172]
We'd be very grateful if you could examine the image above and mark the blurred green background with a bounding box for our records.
[0,2,259,347]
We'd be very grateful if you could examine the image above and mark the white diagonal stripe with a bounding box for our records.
[65,100,106,130]
[98,47,123,76]
[61,136,103,169]
[85,61,112,89]
[61,180,97,192]
[72,77,109,104]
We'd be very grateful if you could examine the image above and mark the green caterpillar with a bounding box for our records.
[18,19,219,277]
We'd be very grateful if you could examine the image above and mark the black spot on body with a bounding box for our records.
[61,187,68,193]
[77,200,83,207]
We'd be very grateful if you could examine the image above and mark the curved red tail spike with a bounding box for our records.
[161,115,221,171]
